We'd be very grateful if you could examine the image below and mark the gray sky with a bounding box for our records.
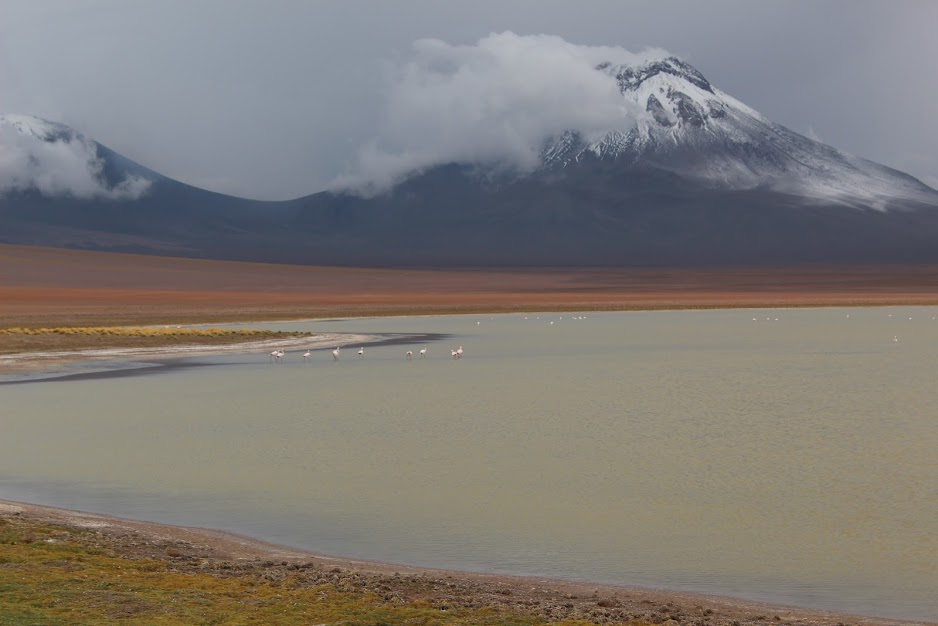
[2,0,936,200]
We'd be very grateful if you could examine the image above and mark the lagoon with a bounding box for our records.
[2,308,937,621]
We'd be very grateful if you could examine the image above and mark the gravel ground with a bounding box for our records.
[2,500,929,626]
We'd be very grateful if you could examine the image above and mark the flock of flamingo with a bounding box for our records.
[261,307,925,364]
[268,345,461,363]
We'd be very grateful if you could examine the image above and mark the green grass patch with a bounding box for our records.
[0,516,616,626]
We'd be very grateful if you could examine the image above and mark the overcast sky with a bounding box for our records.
[2,0,936,200]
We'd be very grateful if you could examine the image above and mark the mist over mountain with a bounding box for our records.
[0,114,151,200]
[0,113,295,258]
[2,47,938,266]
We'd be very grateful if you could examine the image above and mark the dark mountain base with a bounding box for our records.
[5,164,938,267]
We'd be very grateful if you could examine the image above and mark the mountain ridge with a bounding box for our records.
[2,55,938,267]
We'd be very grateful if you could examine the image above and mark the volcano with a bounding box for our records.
[3,55,938,266]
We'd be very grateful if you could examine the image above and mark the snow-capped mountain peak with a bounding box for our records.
[601,56,714,97]
[0,113,152,200]
[541,57,937,209]
[0,113,79,142]
[596,56,768,133]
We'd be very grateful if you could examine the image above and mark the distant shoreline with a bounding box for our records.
[0,331,373,376]
[4,299,938,375]
[0,329,447,378]
[5,245,938,365]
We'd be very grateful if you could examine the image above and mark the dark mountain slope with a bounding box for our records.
[3,51,938,268]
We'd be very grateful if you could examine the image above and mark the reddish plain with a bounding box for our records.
[2,243,938,328]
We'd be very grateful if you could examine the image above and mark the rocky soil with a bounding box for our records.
[2,501,928,626]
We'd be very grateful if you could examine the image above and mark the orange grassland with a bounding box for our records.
[2,243,938,329]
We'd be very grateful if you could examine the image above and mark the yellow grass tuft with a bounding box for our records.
[0,326,308,338]
[0,326,317,357]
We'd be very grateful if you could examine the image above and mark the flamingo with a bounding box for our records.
[405,350,413,360]
[358,347,364,358]
[269,349,284,363]
[456,346,463,358]
[419,347,427,358]
[332,347,341,361]
[303,350,311,361]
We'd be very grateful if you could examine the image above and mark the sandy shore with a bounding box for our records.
[1,499,930,626]
[0,331,380,375]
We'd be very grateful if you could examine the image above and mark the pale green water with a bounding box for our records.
[2,308,937,621]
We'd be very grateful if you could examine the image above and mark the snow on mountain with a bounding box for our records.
[0,113,151,200]
[0,113,79,142]
[541,57,938,209]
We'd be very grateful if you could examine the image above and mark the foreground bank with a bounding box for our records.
[2,500,926,626]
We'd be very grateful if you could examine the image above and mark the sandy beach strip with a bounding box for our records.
[0,331,384,375]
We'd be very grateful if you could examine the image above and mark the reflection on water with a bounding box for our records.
[2,308,937,621]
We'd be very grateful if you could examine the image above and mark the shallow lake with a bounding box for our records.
[2,308,937,621]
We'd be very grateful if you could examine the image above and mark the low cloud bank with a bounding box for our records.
[0,120,151,200]
[333,32,669,195]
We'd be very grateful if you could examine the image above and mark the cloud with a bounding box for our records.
[0,122,151,200]
[333,32,668,195]
[805,125,823,143]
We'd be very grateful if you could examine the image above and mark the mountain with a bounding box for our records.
[3,56,938,266]
[0,113,294,258]
[546,57,936,209]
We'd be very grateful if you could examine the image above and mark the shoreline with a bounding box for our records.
[4,300,936,376]
[0,329,449,380]
[0,330,414,376]
[2,498,931,626]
